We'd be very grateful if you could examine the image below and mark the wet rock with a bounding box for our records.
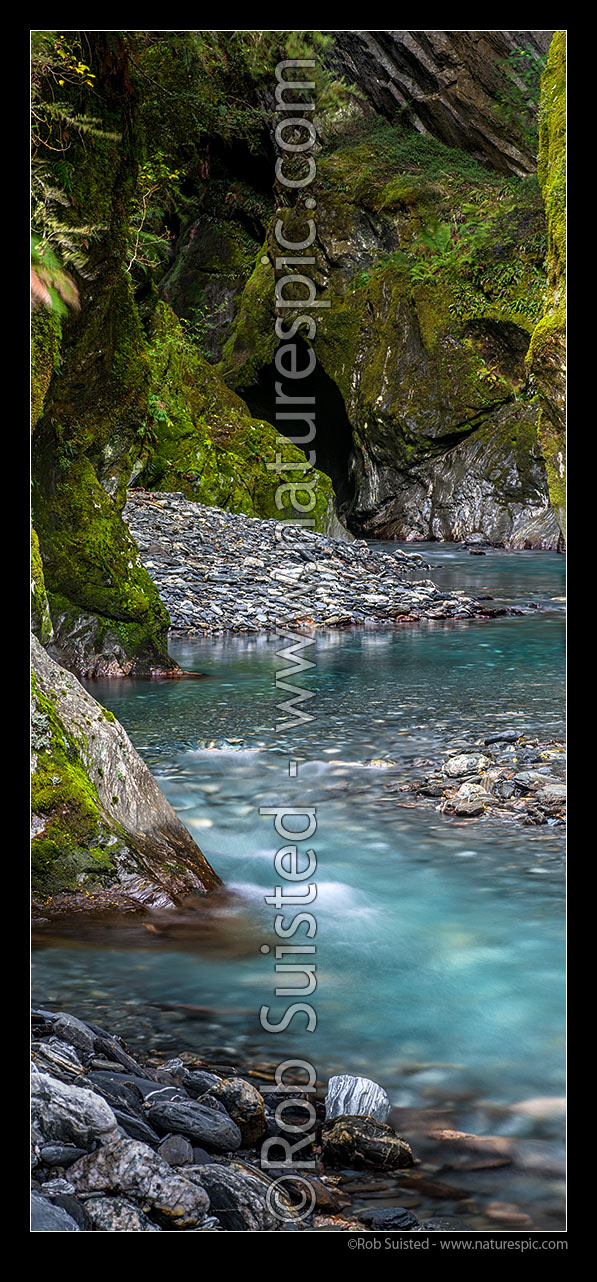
[157,1134,194,1166]
[325,1074,391,1124]
[536,783,566,804]
[114,1109,161,1148]
[513,770,551,791]
[84,1196,163,1232]
[68,1137,209,1228]
[31,1038,84,1082]
[146,1099,242,1153]
[206,1077,267,1146]
[184,1070,222,1098]
[39,1144,87,1168]
[31,1066,120,1153]
[443,754,491,779]
[359,1207,420,1230]
[53,1012,96,1054]
[322,1115,414,1170]
[50,1194,93,1231]
[31,1190,80,1232]
[193,1160,300,1231]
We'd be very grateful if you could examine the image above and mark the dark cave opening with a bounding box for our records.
[241,337,357,518]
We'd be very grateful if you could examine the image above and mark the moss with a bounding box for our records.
[219,253,276,389]
[31,674,120,892]
[526,32,566,536]
[139,302,336,529]
[31,524,53,645]
[31,306,62,430]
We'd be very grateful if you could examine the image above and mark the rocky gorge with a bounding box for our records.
[30,29,566,1236]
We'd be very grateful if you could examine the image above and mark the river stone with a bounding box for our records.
[157,1134,194,1166]
[31,1191,80,1232]
[322,1115,414,1170]
[183,1070,222,1098]
[31,1038,84,1082]
[536,784,566,804]
[31,1066,120,1152]
[443,754,491,778]
[113,1108,161,1148]
[359,1207,420,1230]
[513,770,550,791]
[50,1194,93,1231]
[146,1099,242,1152]
[192,1161,300,1231]
[324,1074,391,1124]
[207,1077,267,1146]
[84,1196,163,1232]
[53,1012,96,1054]
[68,1137,209,1228]
[40,1144,88,1167]
[452,783,489,816]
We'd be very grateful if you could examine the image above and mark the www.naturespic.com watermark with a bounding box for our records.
[258,55,326,1223]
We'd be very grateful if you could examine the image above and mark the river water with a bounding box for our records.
[32,544,566,1224]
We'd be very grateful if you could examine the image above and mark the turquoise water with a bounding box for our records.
[32,546,565,1151]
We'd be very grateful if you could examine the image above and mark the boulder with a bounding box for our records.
[68,1137,209,1229]
[322,1114,414,1170]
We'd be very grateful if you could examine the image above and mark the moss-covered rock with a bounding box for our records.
[219,123,555,544]
[31,634,220,903]
[31,524,54,646]
[31,34,177,678]
[137,302,339,533]
[526,31,566,539]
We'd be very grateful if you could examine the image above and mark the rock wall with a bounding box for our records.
[526,32,566,540]
[329,31,553,176]
[31,34,177,679]
[219,117,557,546]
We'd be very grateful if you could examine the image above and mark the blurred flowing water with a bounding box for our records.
[33,546,566,1192]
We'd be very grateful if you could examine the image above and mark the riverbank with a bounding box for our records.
[31,1007,564,1232]
[123,492,522,636]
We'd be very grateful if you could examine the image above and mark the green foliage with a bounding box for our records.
[494,45,548,154]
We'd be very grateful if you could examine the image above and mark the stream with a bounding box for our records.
[32,543,566,1226]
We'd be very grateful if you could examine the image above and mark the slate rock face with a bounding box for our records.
[68,1137,209,1229]
[322,1115,414,1170]
[330,31,553,176]
[324,1074,391,1124]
